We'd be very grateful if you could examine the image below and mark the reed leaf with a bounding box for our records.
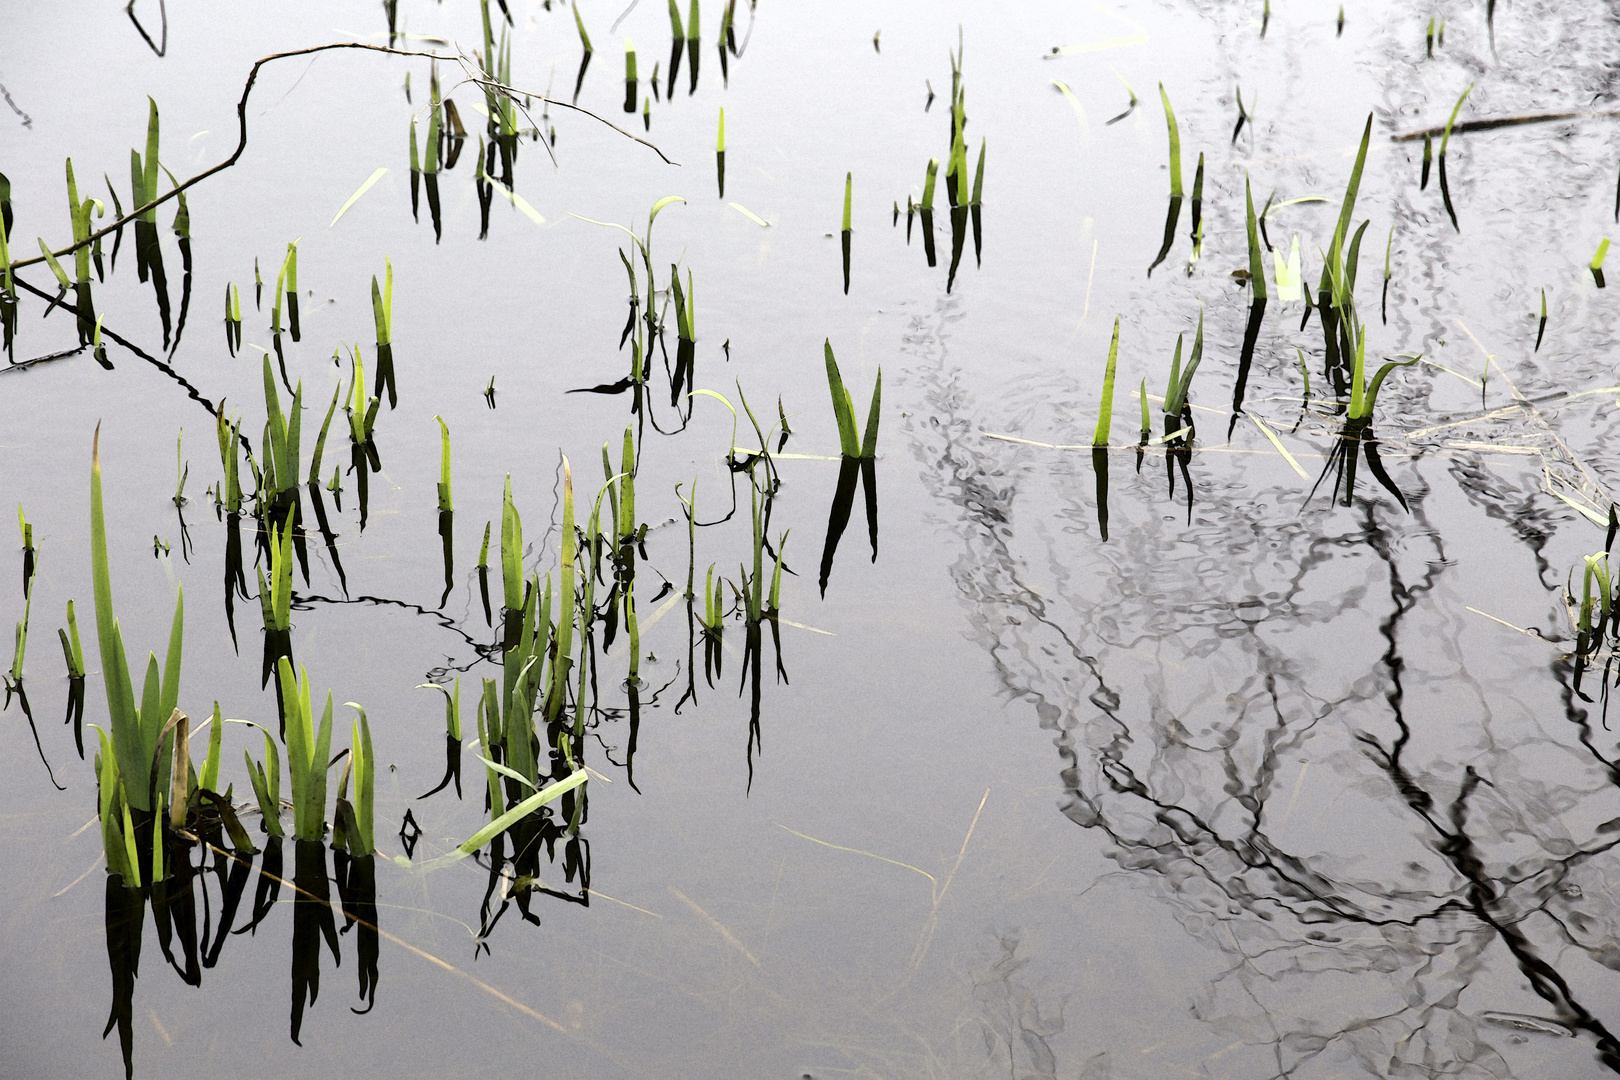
[90,427,145,808]
[450,769,587,860]
[435,415,453,512]
[1159,84,1182,198]
[823,340,861,457]
[573,0,594,52]
[1244,175,1268,301]
[1092,317,1120,447]
[345,703,375,856]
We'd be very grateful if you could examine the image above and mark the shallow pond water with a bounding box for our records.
[5,1,1620,1077]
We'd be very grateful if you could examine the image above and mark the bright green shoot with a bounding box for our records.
[371,257,393,347]
[842,172,852,232]
[1092,317,1120,447]
[278,657,334,842]
[1439,84,1474,159]
[1164,308,1205,417]
[1159,83,1182,198]
[1346,329,1418,421]
[90,426,185,815]
[1580,552,1614,633]
[435,415,453,512]
[244,728,284,837]
[500,474,524,615]
[1244,175,1268,301]
[823,340,880,458]
[341,703,375,856]
[260,353,303,499]
[574,1,594,52]
[59,599,85,679]
[307,381,341,486]
[198,702,223,794]
[257,515,294,633]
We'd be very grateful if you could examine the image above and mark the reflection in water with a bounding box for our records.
[98,831,381,1076]
[1228,297,1265,434]
[438,508,455,608]
[333,851,379,1014]
[103,880,144,1080]
[1147,196,1181,277]
[817,457,879,596]
[290,840,340,1045]
[909,295,1620,1072]
[945,205,968,292]
[1089,447,1108,541]
[1311,417,1410,511]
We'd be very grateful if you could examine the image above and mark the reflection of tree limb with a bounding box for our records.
[1,275,222,414]
[294,592,494,658]
[1393,109,1620,143]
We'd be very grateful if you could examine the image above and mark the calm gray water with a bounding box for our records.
[4,1,1620,1077]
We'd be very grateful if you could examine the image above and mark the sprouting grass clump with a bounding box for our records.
[823,339,879,459]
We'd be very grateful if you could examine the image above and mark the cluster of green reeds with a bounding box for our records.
[905,35,985,283]
[461,466,593,843]
[86,431,254,883]
[90,429,376,882]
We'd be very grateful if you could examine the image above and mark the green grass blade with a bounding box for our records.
[36,238,71,291]
[90,428,144,809]
[199,702,222,793]
[1092,317,1120,447]
[307,381,341,485]
[842,172,852,232]
[346,703,374,855]
[574,0,594,51]
[823,340,860,456]
[1164,333,1184,415]
[548,459,577,718]
[1245,175,1267,301]
[1159,83,1182,198]
[330,167,389,228]
[1330,114,1373,263]
[1439,84,1474,159]
[158,582,182,726]
[454,770,587,858]
[501,474,523,613]
[1345,219,1370,296]
[860,368,882,458]
[1361,356,1420,419]
[435,416,453,512]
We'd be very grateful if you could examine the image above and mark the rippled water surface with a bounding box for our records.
[5,1,1620,1077]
